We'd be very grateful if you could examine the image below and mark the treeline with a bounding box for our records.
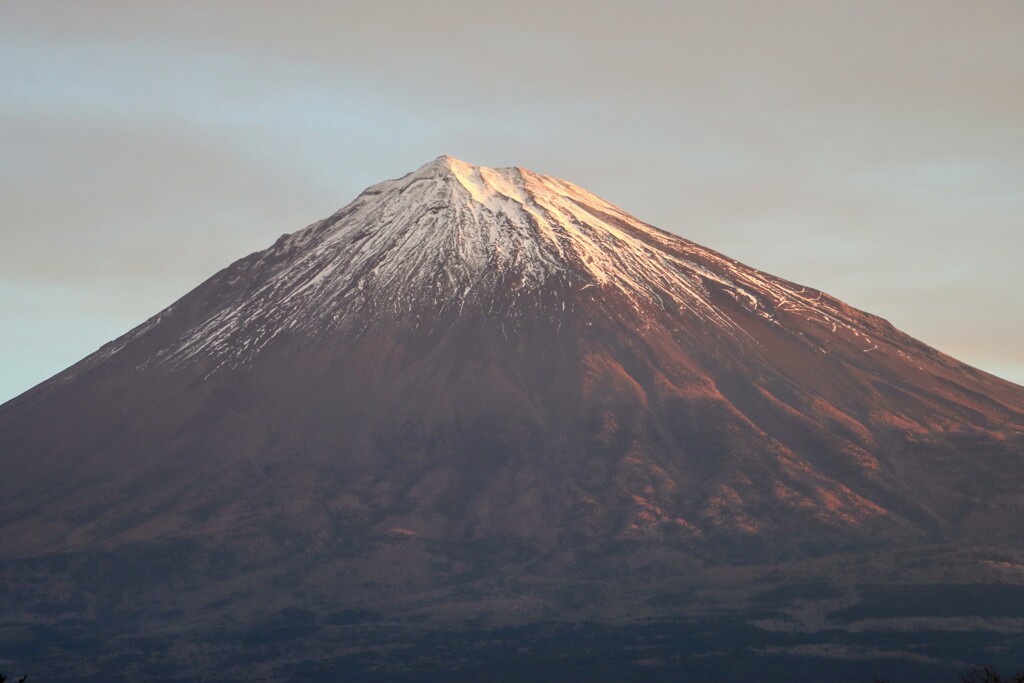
[872,669,1024,683]
[0,667,1020,682]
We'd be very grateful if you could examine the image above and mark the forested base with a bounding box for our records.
[1,618,1023,683]
[3,541,1024,683]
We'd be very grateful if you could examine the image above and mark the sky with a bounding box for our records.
[1,0,1022,403]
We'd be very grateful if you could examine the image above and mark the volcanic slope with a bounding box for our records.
[1,155,1023,562]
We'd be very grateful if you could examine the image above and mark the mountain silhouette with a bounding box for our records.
[1,156,1022,680]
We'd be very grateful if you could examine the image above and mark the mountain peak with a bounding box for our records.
[6,156,1024,589]
[399,155,558,211]
[54,155,1019,420]
[4,158,1024,683]
[417,153,515,173]
[396,156,615,217]
[81,157,922,374]
[411,153,465,176]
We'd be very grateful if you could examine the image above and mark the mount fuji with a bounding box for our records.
[2,156,1023,681]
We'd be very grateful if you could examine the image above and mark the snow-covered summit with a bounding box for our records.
[118,156,894,371]
[279,154,793,316]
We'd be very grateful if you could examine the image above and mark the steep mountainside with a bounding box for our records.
[1,156,1023,680]
[3,155,1021,555]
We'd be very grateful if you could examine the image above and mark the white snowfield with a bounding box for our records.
[94,156,887,372]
